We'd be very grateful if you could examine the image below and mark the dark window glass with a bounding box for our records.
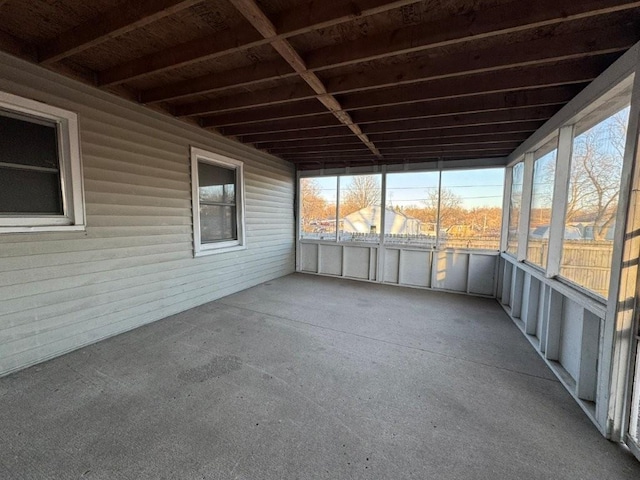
[198,161,237,243]
[0,111,62,215]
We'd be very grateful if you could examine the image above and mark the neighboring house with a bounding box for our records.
[341,206,421,235]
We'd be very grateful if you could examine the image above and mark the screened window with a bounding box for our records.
[338,174,382,242]
[559,100,631,297]
[526,140,558,267]
[0,91,84,232]
[385,171,439,247]
[438,168,504,250]
[300,176,337,240]
[506,162,524,255]
[191,147,245,255]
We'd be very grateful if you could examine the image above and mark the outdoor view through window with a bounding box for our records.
[559,104,630,298]
[300,169,504,250]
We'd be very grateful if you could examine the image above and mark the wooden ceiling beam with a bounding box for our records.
[38,0,204,65]
[338,56,612,111]
[173,82,316,116]
[351,85,581,125]
[254,123,541,149]
[266,132,531,154]
[256,137,372,150]
[98,0,421,86]
[225,104,558,137]
[367,121,544,143]
[284,148,513,161]
[360,106,560,135]
[199,99,327,127]
[240,126,356,143]
[228,0,382,157]
[239,111,553,143]
[205,83,577,128]
[140,59,296,103]
[173,55,610,117]
[144,23,634,103]
[305,0,640,71]
[322,25,636,95]
[219,113,341,135]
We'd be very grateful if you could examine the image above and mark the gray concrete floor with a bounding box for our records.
[1,273,640,480]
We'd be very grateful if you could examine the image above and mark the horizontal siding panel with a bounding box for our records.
[85,191,191,209]
[82,167,188,191]
[83,154,189,183]
[0,262,292,375]
[0,233,189,259]
[1,241,291,303]
[1,253,293,344]
[84,179,190,200]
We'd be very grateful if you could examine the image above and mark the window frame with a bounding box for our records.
[190,146,246,256]
[0,91,85,233]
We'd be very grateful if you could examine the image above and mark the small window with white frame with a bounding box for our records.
[0,91,85,233]
[190,147,246,256]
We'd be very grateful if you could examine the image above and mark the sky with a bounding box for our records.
[308,167,505,209]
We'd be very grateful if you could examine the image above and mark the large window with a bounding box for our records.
[438,168,504,250]
[506,162,524,256]
[300,168,504,250]
[559,102,631,297]
[527,140,558,267]
[191,147,245,256]
[0,91,85,232]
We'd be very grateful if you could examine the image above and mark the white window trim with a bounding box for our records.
[190,146,246,257]
[0,91,86,233]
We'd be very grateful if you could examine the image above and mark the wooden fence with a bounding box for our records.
[527,239,613,297]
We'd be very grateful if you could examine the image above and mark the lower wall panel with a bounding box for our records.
[498,254,607,433]
[298,241,498,296]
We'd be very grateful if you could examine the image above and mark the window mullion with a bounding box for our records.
[517,152,535,262]
[546,124,574,278]
[500,166,513,252]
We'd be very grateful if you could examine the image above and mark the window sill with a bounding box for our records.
[0,224,86,234]
[194,244,247,257]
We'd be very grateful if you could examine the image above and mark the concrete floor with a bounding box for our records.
[1,274,639,479]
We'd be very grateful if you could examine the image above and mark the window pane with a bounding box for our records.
[300,176,337,240]
[198,162,236,204]
[0,112,59,169]
[200,204,237,243]
[560,104,630,297]
[385,171,439,248]
[438,168,504,249]
[506,162,524,255]
[527,142,558,267]
[0,168,62,214]
[339,174,382,242]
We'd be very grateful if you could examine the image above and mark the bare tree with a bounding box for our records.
[340,175,381,216]
[564,107,628,240]
[300,178,327,232]
[423,187,462,229]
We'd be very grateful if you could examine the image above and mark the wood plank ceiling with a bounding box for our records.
[0,0,639,170]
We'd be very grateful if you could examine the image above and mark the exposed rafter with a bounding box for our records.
[98,0,423,86]
[227,0,382,157]
[174,55,612,117]
[0,0,638,170]
[141,20,635,104]
[38,0,204,65]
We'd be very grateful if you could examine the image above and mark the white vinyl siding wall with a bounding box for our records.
[0,53,295,376]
